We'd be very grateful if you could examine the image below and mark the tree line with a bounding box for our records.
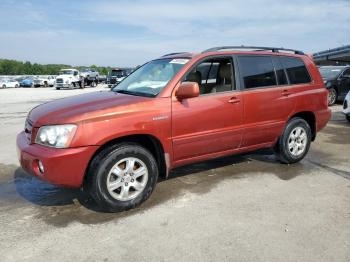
[0,58,116,76]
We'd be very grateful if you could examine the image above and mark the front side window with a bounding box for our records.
[113,58,188,97]
[183,57,234,95]
[238,56,277,89]
[280,57,311,84]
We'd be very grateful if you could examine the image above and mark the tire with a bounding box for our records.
[80,81,85,89]
[2,84,6,88]
[15,84,19,88]
[44,82,48,88]
[86,143,159,212]
[274,117,311,164]
[346,114,350,122]
[328,87,337,106]
[56,87,60,90]
[91,81,96,87]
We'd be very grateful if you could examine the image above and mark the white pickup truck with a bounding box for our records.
[55,69,98,89]
[33,75,56,87]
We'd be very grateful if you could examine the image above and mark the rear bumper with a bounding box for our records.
[16,131,98,188]
[316,108,331,132]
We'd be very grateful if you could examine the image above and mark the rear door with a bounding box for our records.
[171,56,243,162]
[236,55,295,147]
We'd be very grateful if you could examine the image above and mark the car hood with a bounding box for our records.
[28,91,151,126]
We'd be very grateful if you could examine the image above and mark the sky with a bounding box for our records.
[0,0,349,67]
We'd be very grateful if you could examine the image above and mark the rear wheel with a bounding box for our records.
[346,114,350,122]
[2,84,6,88]
[86,143,159,212]
[275,117,311,164]
[15,84,19,88]
[328,88,337,105]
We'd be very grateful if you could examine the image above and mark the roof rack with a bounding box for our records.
[161,52,188,57]
[202,46,305,55]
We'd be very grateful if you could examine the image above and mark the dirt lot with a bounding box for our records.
[0,86,349,262]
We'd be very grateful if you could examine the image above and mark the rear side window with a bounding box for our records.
[238,56,277,89]
[271,57,288,85]
[280,57,311,84]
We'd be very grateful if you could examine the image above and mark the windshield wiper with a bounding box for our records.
[114,89,155,98]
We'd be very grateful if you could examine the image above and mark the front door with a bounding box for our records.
[171,56,243,162]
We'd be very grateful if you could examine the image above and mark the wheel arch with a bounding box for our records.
[288,111,316,141]
[83,134,167,186]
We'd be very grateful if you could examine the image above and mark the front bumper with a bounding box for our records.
[55,83,71,88]
[17,131,98,188]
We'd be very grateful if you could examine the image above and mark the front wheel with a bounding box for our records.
[274,117,311,164]
[2,84,6,88]
[328,88,337,106]
[86,143,159,212]
[15,84,19,88]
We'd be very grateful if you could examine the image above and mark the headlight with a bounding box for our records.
[35,124,77,148]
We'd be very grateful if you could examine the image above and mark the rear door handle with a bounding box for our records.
[282,89,292,96]
[228,97,241,104]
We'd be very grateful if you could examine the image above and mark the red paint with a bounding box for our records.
[17,51,331,188]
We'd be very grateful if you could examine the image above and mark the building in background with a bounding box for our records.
[313,45,350,66]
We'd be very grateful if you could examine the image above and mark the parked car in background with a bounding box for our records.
[319,66,350,105]
[34,76,56,87]
[0,78,20,88]
[80,69,99,82]
[343,91,350,122]
[107,68,131,87]
[17,46,330,212]
[20,77,34,87]
[98,75,107,83]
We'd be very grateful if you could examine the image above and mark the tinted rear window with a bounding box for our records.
[238,56,277,89]
[280,57,311,84]
[272,57,288,85]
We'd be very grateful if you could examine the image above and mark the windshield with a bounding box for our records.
[319,67,343,79]
[113,58,189,97]
[59,70,74,75]
[111,70,125,77]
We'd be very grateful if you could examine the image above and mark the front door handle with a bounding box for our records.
[282,89,292,96]
[228,97,241,104]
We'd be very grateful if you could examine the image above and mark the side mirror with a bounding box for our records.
[176,82,200,100]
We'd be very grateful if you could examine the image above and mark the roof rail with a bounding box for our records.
[202,46,305,55]
[161,52,188,57]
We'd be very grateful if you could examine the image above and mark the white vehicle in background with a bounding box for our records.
[33,75,56,87]
[343,91,350,122]
[55,69,84,90]
[55,68,98,89]
[0,78,20,88]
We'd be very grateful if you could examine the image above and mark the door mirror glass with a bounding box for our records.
[176,82,199,100]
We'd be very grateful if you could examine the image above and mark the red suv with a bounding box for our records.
[17,46,331,212]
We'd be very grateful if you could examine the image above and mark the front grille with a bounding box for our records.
[344,100,348,110]
[56,78,63,83]
[24,118,33,142]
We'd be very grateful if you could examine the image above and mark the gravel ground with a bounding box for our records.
[0,86,349,262]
